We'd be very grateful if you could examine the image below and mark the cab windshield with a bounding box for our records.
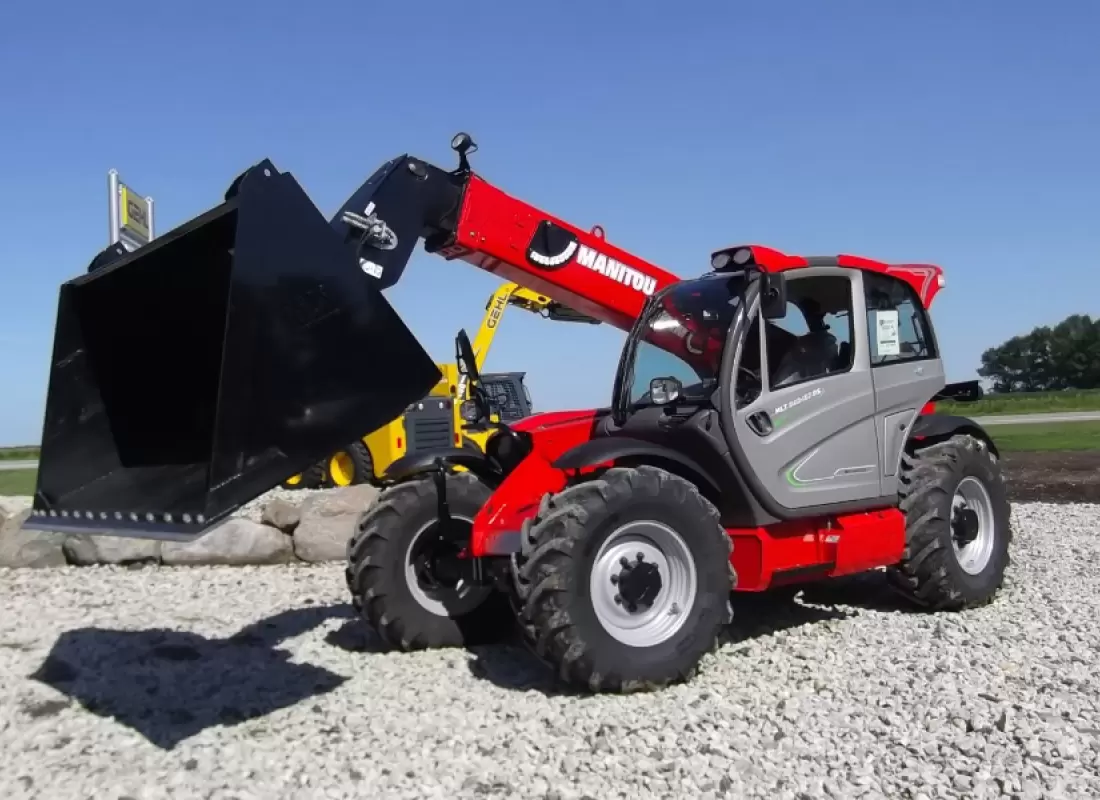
[622,273,749,408]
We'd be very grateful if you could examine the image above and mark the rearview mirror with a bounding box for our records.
[650,376,682,405]
[760,273,787,319]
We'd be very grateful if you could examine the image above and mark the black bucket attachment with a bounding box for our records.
[24,159,441,541]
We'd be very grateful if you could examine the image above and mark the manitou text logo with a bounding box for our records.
[575,245,657,296]
[525,220,657,297]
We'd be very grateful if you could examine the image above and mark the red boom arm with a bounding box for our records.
[434,174,680,332]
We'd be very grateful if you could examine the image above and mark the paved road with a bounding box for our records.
[971,411,1100,425]
[0,460,37,472]
[1,411,1096,473]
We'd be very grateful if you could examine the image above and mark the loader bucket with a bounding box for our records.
[23,160,441,541]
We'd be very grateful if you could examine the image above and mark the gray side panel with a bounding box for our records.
[732,268,882,510]
[405,397,454,454]
[870,360,945,479]
[881,409,916,477]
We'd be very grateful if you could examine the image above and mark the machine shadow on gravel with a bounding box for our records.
[29,603,358,750]
[460,594,857,696]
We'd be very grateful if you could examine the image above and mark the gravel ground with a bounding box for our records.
[1,502,1098,800]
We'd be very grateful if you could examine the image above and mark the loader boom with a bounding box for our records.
[470,283,599,374]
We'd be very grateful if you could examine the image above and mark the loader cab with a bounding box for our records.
[608,261,945,525]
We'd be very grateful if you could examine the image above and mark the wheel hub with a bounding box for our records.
[952,506,980,547]
[404,516,491,616]
[950,476,997,576]
[611,553,662,612]
[589,520,698,648]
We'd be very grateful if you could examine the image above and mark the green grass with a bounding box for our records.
[938,388,1100,416]
[0,469,37,495]
[0,446,39,461]
[985,421,1100,453]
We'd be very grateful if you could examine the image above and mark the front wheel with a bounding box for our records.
[345,471,512,650]
[889,434,1012,610]
[514,465,734,693]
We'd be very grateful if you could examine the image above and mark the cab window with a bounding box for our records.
[863,273,936,365]
[761,275,854,390]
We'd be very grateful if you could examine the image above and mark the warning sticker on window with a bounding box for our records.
[875,310,900,356]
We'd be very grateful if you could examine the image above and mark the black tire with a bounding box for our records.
[513,465,734,693]
[889,434,1012,610]
[345,471,512,650]
[280,461,325,491]
[334,440,374,486]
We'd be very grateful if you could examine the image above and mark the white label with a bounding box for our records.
[875,310,900,356]
[360,259,384,279]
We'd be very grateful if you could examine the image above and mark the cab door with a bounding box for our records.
[863,271,946,496]
[729,268,885,513]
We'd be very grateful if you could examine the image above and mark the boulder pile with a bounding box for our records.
[0,485,381,569]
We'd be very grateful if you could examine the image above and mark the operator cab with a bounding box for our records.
[607,248,946,527]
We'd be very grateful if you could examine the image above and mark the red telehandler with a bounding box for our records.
[26,133,1008,693]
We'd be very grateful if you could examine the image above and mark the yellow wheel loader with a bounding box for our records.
[281,282,598,489]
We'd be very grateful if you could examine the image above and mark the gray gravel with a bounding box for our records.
[1,501,1098,800]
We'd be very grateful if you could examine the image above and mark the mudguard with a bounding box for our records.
[909,413,1000,457]
[931,380,983,403]
[552,436,724,497]
[382,448,502,485]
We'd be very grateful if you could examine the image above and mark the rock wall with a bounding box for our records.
[0,485,381,569]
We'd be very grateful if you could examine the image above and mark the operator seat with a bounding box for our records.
[769,298,839,389]
[771,329,839,388]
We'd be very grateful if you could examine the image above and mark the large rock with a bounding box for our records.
[0,508,67,568]
[294,485,380,563]
[262,497,301,533]
[63,534,162,566]
[161,518,296,566]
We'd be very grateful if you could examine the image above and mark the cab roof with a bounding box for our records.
[711,244,946,307]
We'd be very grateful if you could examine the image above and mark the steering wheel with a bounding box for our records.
[735,365,761,407]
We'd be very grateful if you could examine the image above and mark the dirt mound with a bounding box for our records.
[1003,451,1100,504]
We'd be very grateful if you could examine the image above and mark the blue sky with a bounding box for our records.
[1,1,1097,445]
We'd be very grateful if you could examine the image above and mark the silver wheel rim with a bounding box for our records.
[589,520,697,647]
[404,515,491,616]
[952,476,996,575]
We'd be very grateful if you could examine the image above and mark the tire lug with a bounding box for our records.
[636,552,645,562]
[614,594,622,605]
[627,602,637,612]
[619,556,630,568]
[610,574,619,585]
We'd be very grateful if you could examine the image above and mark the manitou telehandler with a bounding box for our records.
[282,282,597,490]
[26,133,1009,694]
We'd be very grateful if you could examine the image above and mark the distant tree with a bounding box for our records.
[977,314,1100,392]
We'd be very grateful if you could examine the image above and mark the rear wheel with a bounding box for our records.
[328,441,374,487]
[513,465,734,693]
[280,461,325,491]
[889,434,1012,610]
[345,472,511,650]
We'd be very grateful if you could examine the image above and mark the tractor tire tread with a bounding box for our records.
[345,472,508,651]
[513,464,734,694]
[888,434,1012,611]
